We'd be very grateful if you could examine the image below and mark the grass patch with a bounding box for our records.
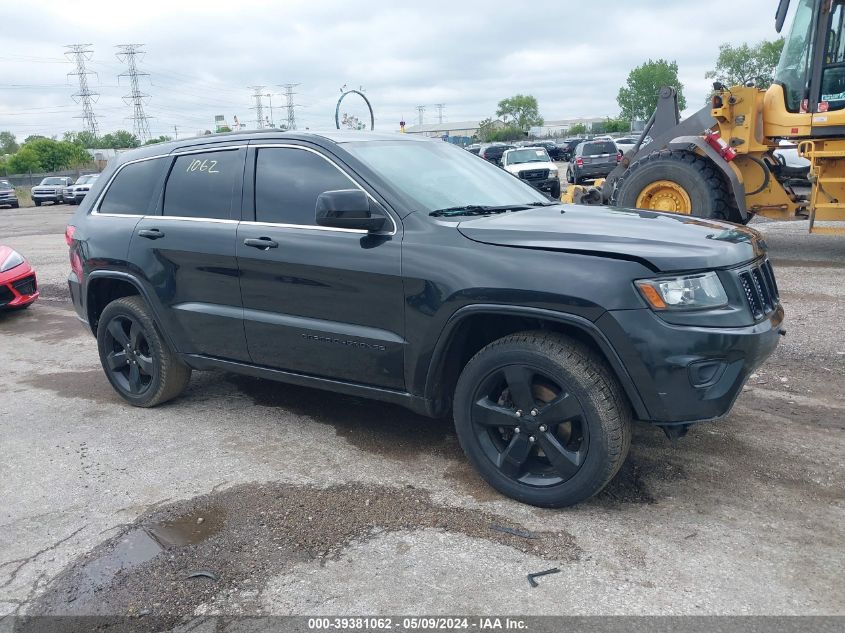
[15,186,33,207]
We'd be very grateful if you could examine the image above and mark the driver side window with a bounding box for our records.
[821,1,845,111]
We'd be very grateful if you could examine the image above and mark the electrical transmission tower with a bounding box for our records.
[116,44,152,142]
[249,86,266,128]
[65,44,99,136]
[280,83,299,130]
[435,103,445,124]
[416,105,426,126]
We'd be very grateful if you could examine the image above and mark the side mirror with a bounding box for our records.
[315,189,386,232]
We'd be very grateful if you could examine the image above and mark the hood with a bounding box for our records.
[456,204,766,272]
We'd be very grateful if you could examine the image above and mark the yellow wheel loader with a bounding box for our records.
[564,0,845,234]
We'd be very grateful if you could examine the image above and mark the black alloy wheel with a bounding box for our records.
[471,364,589,487]
[102,313,157,396]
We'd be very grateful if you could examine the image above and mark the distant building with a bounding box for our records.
[403,120,504,145]
[529,118,607,138]
[85,148,120,170]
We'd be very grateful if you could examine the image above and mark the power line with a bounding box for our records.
[65,44,100,136]
[249,86,266,128]
[279,83,300,130]
[116,44,152,142]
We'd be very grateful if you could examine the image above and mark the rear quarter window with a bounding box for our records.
[98,157,166,215]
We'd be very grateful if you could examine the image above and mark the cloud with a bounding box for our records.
[0,0,786,139]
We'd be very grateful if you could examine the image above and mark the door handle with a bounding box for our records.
[138,228,165,240]
[243,237,278,250]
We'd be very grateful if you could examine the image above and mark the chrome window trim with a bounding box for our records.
[251,143,398,236]
[90,142,399,236]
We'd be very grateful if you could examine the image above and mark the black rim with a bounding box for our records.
[103,314,156,396]
[470,364,589,487]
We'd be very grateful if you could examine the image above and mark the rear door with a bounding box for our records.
[128,146,250,362]
[236,143,405,389]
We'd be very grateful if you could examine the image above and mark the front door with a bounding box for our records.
[128,147,250,362]
[236,145,405,389]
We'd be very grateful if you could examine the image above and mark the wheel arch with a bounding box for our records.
[86,271,179,353]
[423,305,649,420]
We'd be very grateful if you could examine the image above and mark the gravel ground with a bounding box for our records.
[0,204,843,624]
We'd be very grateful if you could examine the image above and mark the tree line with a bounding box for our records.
[0,130,173,175]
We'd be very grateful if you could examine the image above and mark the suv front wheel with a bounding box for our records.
[453,331,631,507]
[96,296,191,407]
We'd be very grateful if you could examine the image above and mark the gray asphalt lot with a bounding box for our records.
[0,204,843,622]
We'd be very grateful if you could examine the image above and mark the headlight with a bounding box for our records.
[549,167,558,176]
[635,271,728,310]
[0,249,24,273]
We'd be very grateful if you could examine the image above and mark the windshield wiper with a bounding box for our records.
[525,201,559,206]
[429,204,532,217]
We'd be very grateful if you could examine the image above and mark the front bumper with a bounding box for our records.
[32,192,62,202]
[599,306,783,424]
[0,264,39,309]
[520,176,559,192]
[0,195,17,207]
[64,190,88,202]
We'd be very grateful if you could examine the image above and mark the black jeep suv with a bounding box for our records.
[66,131,783,507]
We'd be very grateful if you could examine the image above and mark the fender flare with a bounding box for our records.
[85,270,181,353]
[668,135,749,221]
[423,304,650,420]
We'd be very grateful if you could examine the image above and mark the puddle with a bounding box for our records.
[228,375,460,461]
[22,369,118,404]
[28,483,579,625]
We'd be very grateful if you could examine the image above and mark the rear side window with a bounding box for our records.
[99,158,165,215]
[583,142,617,156]
[255,147,355,225]
[163,150,241,219]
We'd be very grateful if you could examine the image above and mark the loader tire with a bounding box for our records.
[611,149,741,222]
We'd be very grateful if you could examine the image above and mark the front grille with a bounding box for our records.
[0,285,13,305]
[12,275,37,296]
[520,168,549,180]
[739,259,779,320]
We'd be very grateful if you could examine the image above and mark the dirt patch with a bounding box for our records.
[228,375,461,461]
[22,369,119,405]
[0,303,84,341]
[25,483,580,628]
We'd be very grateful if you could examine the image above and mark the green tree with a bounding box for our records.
[63,130,100,149]
[0,131,19,155]
[144,135,173,145]
[476,118,498,142]
[99,130,140,149]
[496,94,544,131]
[617,59,686,121]
[8,147,42,173]
[24,135,48,144]
[602,118,631,133]
[705,38,785,89]
[0,156,8,175]
[568,123,588,135]
[488,126,525,142]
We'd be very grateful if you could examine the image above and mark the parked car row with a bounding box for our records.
[0,174,102,208]
[0,180,19,208]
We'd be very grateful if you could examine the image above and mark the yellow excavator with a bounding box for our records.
[563,0,845,234]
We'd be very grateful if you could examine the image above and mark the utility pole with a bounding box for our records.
[249,86,266,129]
[173,125,179,140]
[435,103,445,124]
[65,44,99,137]
[264,93,275,127]
[280,83,299,130]
[116,44,152,143]
[416,105,425,126]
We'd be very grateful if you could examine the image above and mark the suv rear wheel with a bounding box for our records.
[96,296,191,407]
[453,331,631,507]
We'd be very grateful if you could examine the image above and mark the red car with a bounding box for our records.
[0,245,39,309]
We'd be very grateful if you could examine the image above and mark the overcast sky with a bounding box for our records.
[0,0,791,141]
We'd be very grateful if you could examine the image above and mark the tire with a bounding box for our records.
[96,296,191,407]
[453,331,631,507]
[34,200,41,207]
[612,149,740,221]
[550,180,561,199]
[11,202,19,208]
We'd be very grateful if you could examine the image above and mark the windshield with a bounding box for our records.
[505,148,551,165]
[40,177,65,185]
[76,175,98,185]
[344,140,548,212]
[774,0,815,112]
[0,180,11,189]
